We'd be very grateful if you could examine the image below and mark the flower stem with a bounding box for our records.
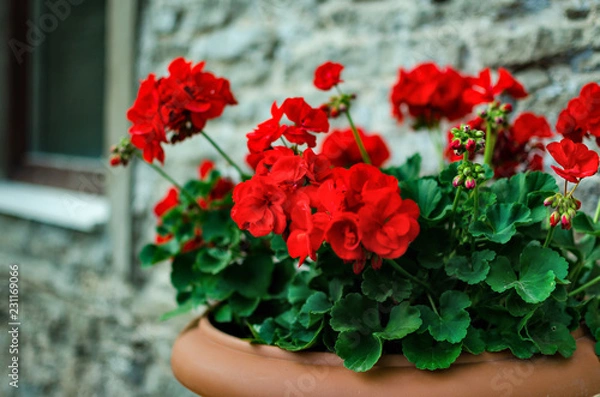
[482,121,496,168]
[427,292,440,316]
[543,226,556,248]
[335,86,371,164]
[386,259,435,295]
[594,198,600,223]
[430,127,445,171]
[449,186,463,240]
[135,152,202,210]
[568,275,600,297]
[201,131,249,180]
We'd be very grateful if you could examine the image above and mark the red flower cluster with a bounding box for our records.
[127,58,237,163]
[547,138,599,183]
[246,98,330,156]
[232,147,420,273]
[556,82,600,146]
[320,127,390,168]
[492,112,552,178]
[314,61,344,91]
[390,63,474,128]
[463,68,527,105]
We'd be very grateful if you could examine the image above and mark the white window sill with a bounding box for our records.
[0,181,109,232]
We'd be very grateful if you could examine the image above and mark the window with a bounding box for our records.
[5,0,107,194]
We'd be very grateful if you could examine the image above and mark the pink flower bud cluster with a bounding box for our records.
[544,193,581,230]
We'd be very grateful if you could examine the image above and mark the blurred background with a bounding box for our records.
[0,0,599,396]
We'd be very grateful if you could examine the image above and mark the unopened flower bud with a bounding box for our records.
[453,175,464,188]
[450,139,462,150]
[465,138,476,151]
[465,177,476,190]
[474,130,485,139]
[549,211,560,227]
[338,104,348,113]
[109,155,121,167]
[330,108,340,118]
[543,195,556,207]
[495,116,504,125]
[479,110,488,118]
[501,103,513,113]
[560,213,571,230]
[575,199,581,210]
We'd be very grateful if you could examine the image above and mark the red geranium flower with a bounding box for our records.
[160,57,237,137]
[463,68,527,106]
[154,187,179,217]
[326,213,364,261]
[127,74,167,163]
[547,139,599,183]
[556,82,600,145]
[314,61,344,91]
[321,127,390,168]
[390,63,473,128]
[511,112,552,145]
[281,97,330,147]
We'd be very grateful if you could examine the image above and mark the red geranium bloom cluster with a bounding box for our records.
[127,57,237,163]
[313,61,344,91]
[547,138,599,183]
[390,63,474,128]
[556,82,600,146]
[246,98,330,158]
[232,145,420,273]
[493,112,552,178]
[320,127,390,168]
[463,68,527,105]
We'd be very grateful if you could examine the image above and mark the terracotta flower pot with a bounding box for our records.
[171,317,600,397]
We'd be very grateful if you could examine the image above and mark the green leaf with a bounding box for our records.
[253,318,276,344]
[445,250,495,285]
[486,330,537,359]
[301,291,332,314]
[275,321,324,352]
[402,333,462,370]
[195,247,232,274]
[229,294,260,317]
[335,331,383,372]
[572,212,600,236]
[329,278,352,302]
[139,243,175,267]
[528,322,576,357]
[383,153,421,181]
[469,203,532,244]
[401,179,450,220]
[159,299,196,321]
[419,290,471,343]
[486,247,568,303]
[200,272,235,301]
[213,304,232,323]
[201,210,240,245]
[270,234,290,260]
[361,267,412,302]
[330,293,381,333]
[224,251,275,299]
[171,253,197,291]
[463,326,486,355]
[374,302,421,340]
[288,269,319,304]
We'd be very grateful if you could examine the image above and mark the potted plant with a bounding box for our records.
[110,58,600,396]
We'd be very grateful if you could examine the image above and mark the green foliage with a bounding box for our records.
[142,164,599,373]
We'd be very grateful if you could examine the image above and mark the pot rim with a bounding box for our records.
[190,316,588,369]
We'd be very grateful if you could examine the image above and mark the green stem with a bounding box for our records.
[594,198,600,223]
[569,260,585,284]
[568,275,600,297]
[345,110,371,165]
[386,259,435,295]
[473,185,480,221]
[430,127,445,171]
[543,226,556,248]
[135,152,202,210]
[449,186,463,240]
[482,121,496,168]
[201,131,249,180]
[427,292,440,316]
[335,86,371,165]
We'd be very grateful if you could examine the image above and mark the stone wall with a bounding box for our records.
[1,0,599,396]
